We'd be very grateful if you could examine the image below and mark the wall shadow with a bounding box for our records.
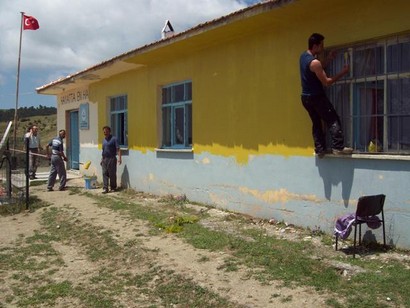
[316,157,354,206]
[120,164,130,189]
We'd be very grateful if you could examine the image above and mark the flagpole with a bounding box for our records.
[13,12,24,159]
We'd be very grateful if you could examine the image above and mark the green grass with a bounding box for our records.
[1,199,240,307]
[2,190,410,307]
[88,191,410,307]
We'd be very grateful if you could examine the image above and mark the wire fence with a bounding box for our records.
[0,149,26,214]
[0,121,60,214]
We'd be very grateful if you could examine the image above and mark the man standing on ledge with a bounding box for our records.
[101,126,122,194]
[46,129,67,191]
[300,33,353,158]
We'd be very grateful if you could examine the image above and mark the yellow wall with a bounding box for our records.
[91,0,410,163]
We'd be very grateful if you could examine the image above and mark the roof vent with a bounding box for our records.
[161,20,174,39]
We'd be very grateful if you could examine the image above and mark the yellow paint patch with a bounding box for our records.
[239,186,320,204]
[195,143,311,165]
[202,157,211,165]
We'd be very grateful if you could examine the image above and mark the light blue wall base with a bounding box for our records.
[81,149,410,249]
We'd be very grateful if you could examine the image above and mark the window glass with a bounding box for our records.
[174,107,185,145]
[161,81,192,149]
[162,107,172,147]
[109,95,128,147]
[387,41,410,73]
[353,45,384,77]
[174,84,185,102]
[327,34,410,154]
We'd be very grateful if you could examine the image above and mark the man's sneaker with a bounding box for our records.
[47,187,54,192]
[332,147,353,155]
[102,189,109,194]
[58,187,65,191]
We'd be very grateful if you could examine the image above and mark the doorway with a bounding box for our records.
[68,110,80,170]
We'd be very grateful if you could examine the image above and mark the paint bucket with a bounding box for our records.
[84,176,97,189]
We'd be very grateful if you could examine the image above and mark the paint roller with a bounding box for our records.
[80,160,92,170]
[72,160,92,170]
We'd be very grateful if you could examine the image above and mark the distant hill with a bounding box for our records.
[0,107,57,151]
[0,106,56,122]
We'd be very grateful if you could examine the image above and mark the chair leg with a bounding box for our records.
[382,211,386,248]
[353,225,357,258]
[335,235,338,251]
[359,224,362,246]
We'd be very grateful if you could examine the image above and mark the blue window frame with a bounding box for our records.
[110,95,128,147]
[327,34,410,154]
[161,81,192,149]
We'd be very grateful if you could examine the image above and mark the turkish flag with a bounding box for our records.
[23,15,40,30]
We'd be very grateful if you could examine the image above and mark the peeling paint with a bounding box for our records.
[239,186,321,204]
[209,192,228,206]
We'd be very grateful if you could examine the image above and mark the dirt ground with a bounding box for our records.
[1,172,409,307]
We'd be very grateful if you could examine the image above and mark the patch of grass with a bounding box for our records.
[0,241,61,272]
[81,190,410,307]
[159,193,188,205]
[280,294,293,303]
[29,180,47,187]
[3,193,242,307]
[156,214,199,233]
[218,257,240,272]
[17,281,73,307]
[198,255,210,262]
[180,218,410,306]
[152,268,235,308]
[41,207,120,262]
[321,234,334,246]
[27,195,51,212]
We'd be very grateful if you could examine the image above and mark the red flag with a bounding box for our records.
[23,15,40,30]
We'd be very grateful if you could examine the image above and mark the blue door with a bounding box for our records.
[69,111,80,170]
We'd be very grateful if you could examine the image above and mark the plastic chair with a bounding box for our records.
[335,194,386,258]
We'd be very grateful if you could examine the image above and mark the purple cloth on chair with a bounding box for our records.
[334,213,382,240]
[334,213,356,240]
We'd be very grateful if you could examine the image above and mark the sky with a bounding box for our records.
[0,0,260,110]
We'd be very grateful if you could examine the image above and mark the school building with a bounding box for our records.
[37,0,410,249]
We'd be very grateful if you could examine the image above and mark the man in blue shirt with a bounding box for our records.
[46,129,67,191]
[300,33,353,158]
[101,126,122,193]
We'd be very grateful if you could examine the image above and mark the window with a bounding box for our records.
[110,95,128,147]
[161,81,192,149]
[327,34,410,154]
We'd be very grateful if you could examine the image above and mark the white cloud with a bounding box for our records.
[0,0,259,108]
[0,0,255,71]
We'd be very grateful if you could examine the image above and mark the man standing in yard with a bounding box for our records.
[300,33,353,158]
[101,126,121,194]
[24,125,42,179]
[46,129,67,191]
